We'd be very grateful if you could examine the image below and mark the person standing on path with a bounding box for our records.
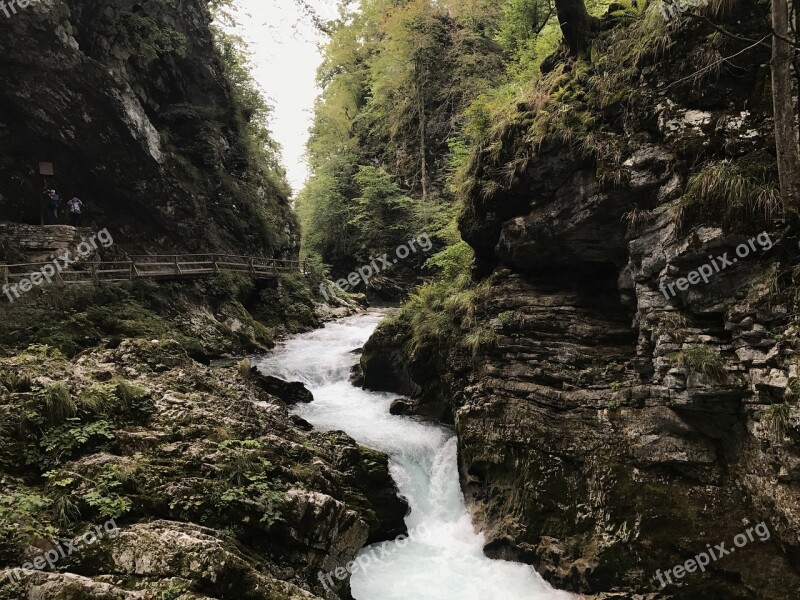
[46,189,61,225]
[67,195,83,227]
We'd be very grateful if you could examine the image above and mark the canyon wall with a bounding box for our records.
[362,4,800,597]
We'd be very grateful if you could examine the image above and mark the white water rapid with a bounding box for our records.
[255,311,572,600]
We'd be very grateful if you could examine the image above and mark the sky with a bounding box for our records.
[226,0,341,195]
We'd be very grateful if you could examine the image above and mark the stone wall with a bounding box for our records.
[0,222,90,262]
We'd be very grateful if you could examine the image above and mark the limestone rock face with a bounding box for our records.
[0,338,407,600]
[0,0,298,256]
[361,13,800,600]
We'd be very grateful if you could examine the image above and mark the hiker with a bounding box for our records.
[67,195,83,227]
[45,189,61,224]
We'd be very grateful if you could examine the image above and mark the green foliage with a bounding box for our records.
[212,25,291,205]
[20,344,66,360]
[672,152,781,231]
[18,373,151,471]
[80,463,133,519]
[45,472,82,527]
[115,6,187,65]
[671,345,727,382]
[114,379,153,415]
[34,419,116,470]
[191,272,254,304]
[160,584,189,600]
[463,326,499,357]
[497,0,553,56]
[78,379,153,420]
[607,0,647,21]
[654,312,689,341]
[299,0,506,274]
[216,439,284,526]
[255,273,319,330]
[498,310,525,330]
[78,384,119,416]
[219,472,284,526]
[350,166,417,263]
[385,225,491,361]
[0,488,54,547]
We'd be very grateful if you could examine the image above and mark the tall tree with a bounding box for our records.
[554,0,600,55]
[772,0,800,222]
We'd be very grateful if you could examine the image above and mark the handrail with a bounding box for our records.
[0,254,308,289]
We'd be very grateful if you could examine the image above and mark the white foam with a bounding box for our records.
[256,312,572,600]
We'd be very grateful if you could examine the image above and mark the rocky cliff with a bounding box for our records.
[0,3,408,598]
[0,0,297,255]
[362,3,800,598]
[0,333,407,600]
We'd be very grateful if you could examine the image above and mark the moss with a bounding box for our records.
[0,270,317,360]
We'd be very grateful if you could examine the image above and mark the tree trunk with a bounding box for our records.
[417,84,429,220]
[772,0,800,221]
[554,0,600,56]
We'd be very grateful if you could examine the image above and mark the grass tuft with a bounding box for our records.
[42,383,76,426]
[672,152,780,232]
[763,403,790,442]
[671,344,727,382]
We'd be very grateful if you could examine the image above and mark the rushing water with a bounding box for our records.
[255,311,571,600]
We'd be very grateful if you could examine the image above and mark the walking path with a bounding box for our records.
[1,254,307,288]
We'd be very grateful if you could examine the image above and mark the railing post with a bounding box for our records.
[249,257,255,276]
[174,256,181,276]
[2,265,8,287]
[91,263,98,286]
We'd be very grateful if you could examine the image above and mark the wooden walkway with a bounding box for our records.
[1,254,307,288]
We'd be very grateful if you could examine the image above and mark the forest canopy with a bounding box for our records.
[296,0,612,277]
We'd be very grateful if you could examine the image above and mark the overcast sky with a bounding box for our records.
[227,0,340,195]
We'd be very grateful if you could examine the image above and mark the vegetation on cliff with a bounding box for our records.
[348,0,800,597]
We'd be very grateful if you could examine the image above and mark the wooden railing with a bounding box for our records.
[1,254,307,288]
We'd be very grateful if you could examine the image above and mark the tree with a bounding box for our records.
[771,0,800,222]
[554,0,600,55]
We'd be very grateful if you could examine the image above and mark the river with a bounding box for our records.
[255,311,571,600]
